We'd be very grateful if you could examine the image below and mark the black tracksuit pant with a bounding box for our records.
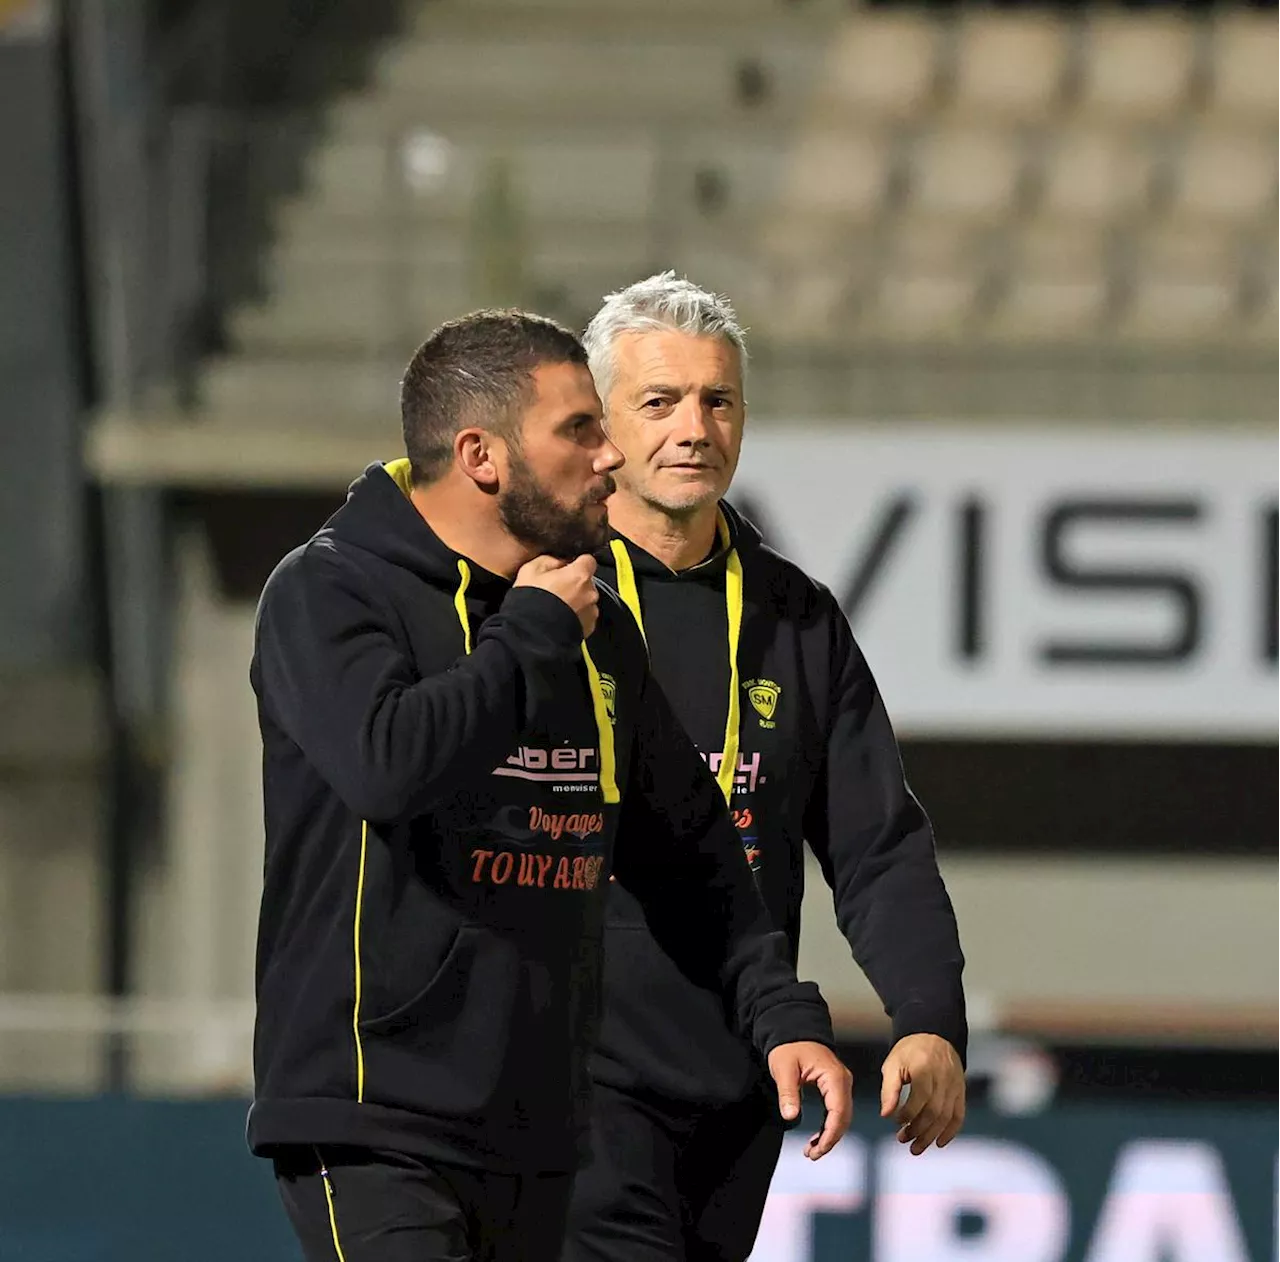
[563,1083,785,1262]
[274,1145,573,1262]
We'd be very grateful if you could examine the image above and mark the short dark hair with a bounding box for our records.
[400,310,588,484]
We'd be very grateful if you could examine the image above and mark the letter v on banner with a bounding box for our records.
[838,495,917,624]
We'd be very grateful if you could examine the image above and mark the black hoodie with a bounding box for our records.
[590,502,966,1107]
[247,463,834,1174]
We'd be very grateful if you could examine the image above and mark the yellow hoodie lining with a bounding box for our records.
[383,461,619,804]
[609,512,743,807]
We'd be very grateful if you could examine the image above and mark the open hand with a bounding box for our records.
[880,1033,966,1156]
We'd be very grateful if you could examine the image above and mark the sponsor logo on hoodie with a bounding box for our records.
[493,745,601,793]
[469,848,607,891]
[466,805,609,892]
[698,749,765,794]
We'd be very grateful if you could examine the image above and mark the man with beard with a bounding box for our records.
[562,275,967,1261]
[248,310,852,1262]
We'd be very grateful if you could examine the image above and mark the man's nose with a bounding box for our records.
[674,397,711,445]
[595,436,625,473]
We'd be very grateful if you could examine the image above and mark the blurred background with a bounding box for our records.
[0,0,1276,1257]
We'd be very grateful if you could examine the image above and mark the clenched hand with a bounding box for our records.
[514,554,599,637]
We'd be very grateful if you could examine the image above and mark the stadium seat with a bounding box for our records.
[984,224,1111,342]
[1077,16,1197,122]
[1206,13,1279,121]
[1036,125,1155,224]
[868,222,988,341]
[907,124,1026,224]
[1163,127,1277,227]
[772,124,894,223]
[816,15,940,121]
[950,14,1071,121]
[1118,223,1242,346]
[754,261,861,345]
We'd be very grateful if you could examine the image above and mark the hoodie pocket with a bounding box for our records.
[358,925,522,1117]
[361,924,499,1034]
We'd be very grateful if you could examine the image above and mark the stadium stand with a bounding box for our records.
[86,1,1276,474]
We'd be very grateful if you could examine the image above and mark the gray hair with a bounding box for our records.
[583,271,748,404]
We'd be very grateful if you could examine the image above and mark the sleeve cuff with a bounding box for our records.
[891,998,969,1068]
[498,586,585,655]
[756,991,837,1059]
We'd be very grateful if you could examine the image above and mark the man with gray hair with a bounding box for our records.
[563,273,968,1261]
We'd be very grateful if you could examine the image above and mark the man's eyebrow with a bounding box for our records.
[634,382,739,396]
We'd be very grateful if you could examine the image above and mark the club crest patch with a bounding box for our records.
[598,673,617,724]
[744,679,781,728]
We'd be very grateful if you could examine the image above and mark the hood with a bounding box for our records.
[603,498,764,579]
[324,459,511,600]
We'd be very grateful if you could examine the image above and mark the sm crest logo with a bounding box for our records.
[598,673,617,724]
[744,679,781,729]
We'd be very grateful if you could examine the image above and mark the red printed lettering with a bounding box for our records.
[517,853,538,886]
[528,807,605,842]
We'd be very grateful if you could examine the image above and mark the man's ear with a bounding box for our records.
[456,427,501,490]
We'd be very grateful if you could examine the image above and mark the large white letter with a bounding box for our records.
[875,1137,1069,1262]
[1084,1141,1249,1262]
[749,1134,866,1262]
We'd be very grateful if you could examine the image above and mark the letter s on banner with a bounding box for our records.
[875,1137,1069,1262]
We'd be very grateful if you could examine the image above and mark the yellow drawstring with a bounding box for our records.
[609,511,743,807]
[580,646,620,804]
[452,562,619,805]
[610,538,646,649]
[453,560,473,654]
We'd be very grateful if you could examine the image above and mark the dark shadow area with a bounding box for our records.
[900,737,1278,856]
[152,0,415,360]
